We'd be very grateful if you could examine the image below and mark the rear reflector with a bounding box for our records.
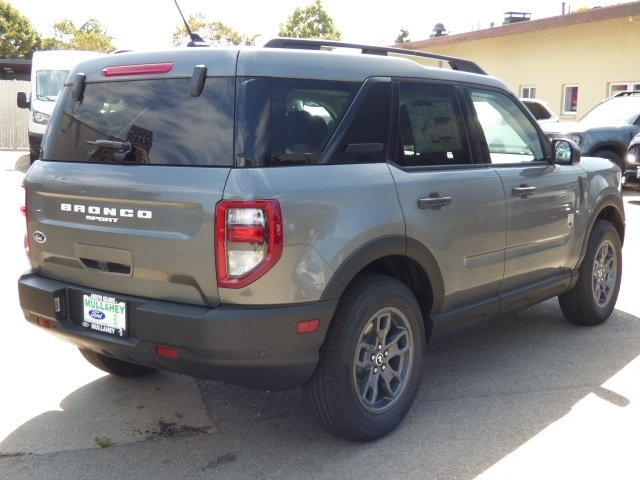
[37,317,51,328]
[102,63,174,77]
[155,346,180,359]
[297,319,321,334]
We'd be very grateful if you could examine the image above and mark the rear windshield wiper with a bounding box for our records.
[86,139,132,161]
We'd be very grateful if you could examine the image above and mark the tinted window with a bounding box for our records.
[471,89,544,164]
[43,78,235,166]
[396,83,470,166]
[236,77,358,167]
[327,82,391,164]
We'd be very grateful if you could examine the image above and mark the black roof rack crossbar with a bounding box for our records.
[263,38,487,75]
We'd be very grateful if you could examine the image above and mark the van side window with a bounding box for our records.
[397,83,470,167]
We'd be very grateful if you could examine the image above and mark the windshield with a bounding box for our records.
[579,97,640,126]
[35,70,70,101]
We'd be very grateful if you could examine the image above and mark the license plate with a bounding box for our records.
[82,293,127,337]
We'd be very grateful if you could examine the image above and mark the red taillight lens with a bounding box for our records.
[216,200,283,289]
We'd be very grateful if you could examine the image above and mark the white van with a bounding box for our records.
[17,50,101,162]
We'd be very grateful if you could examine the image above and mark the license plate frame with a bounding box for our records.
[81,293,128,337]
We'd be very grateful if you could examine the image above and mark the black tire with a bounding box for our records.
[304,274,426,442]
[79,348,156,377]
[558,220,622,326]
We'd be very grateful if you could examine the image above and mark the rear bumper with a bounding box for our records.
[18,272,337,390]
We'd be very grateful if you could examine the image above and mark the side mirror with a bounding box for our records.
[17,91,30,109]
[552,139,580,166]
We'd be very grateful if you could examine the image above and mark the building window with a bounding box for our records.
[563,85,579,114]
[609,82,640,97]
[520,86,536,99]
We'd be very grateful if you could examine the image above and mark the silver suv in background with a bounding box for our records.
[18,39,625,441]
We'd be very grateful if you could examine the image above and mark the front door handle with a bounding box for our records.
[418,194,452,209]
[512,185,537,198]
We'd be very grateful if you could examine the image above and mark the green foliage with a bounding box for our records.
[0,0,42,58]
[42,19,115,53]
[278,0,341,40]
[94,436,114,448]
[395,28,410,44]
[172,13,259,47]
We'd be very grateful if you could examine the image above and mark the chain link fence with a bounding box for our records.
[0,80,30,149]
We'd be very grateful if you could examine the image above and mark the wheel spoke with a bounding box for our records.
[375,312,391,345]
[360,370,379,406]
[354,340,376,368]
[380,362,403,397]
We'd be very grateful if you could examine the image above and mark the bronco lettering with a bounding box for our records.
[60,203,152,219]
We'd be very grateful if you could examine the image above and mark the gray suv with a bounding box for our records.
[18,39,625,441]
[542,91,640,181]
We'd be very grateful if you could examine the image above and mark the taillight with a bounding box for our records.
[216,200,283,288]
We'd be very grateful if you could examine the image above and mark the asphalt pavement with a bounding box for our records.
[1,150,639,479]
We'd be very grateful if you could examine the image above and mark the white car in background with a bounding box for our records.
[520,98,559,124]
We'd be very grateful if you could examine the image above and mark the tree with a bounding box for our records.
[278,0,340,40]
[0,1,41,58]
[41,19,115,52]
[172,13,258,47]
[395,28,410,45]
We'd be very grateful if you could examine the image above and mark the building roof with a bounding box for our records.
[399,1,640,49]
[0,58,31,78]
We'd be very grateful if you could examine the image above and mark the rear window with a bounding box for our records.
[42,77,235,166]
[235,77,359,167]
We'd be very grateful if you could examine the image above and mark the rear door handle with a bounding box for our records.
[418,194,452,209]
[512,185,537,198]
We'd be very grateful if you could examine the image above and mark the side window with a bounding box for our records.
[328,82,391,164]
[397,83,470,167]
[236,77,358,167]
[470,89,544,164]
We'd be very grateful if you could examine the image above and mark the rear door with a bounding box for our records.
[389,81,506,315]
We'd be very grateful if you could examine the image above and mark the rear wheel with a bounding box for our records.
[79,348,156,377]
[558,220,622,326]
[304,274,426,441]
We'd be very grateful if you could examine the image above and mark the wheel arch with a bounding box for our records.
[320,235,444,340]
[587,143,626,168]
[579,194,625,267]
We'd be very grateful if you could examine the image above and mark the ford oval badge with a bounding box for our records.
[89,309,106,321]
[33,231,47,244]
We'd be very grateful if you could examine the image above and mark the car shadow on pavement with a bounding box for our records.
[2,299,639,479]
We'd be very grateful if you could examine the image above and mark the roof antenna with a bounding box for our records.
[173,0,208,47]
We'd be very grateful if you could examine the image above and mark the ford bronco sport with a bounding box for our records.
[18,39,625,441]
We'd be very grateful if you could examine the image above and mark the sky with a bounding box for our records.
[11,0,623,51]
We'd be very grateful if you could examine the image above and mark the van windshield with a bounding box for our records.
[35,70,70,101]
[42,77,235,166]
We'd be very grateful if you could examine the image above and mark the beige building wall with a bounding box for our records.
[401,3,640,120]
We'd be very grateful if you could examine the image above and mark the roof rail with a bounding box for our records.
[263,38,487,75]
[614,91,640,97]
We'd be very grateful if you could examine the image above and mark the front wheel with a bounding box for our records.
[79,348,156,377]
[559,220,622,326]
[304,274,426,441]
